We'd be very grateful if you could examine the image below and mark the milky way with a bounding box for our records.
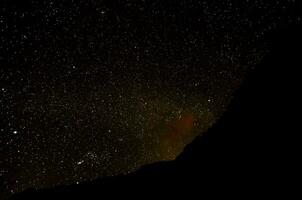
[0,0,301,198]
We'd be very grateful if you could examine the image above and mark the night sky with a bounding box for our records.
[0,0,300,197]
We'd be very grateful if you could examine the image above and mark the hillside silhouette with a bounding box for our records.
[10,24,302,199]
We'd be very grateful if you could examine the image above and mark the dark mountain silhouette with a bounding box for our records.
[10,24,301,199]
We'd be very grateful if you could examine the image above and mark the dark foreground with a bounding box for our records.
[10,25,302,199]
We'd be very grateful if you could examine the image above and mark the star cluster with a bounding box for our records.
[0,0,301,198]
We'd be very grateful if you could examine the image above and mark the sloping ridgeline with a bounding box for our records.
[10,24,302,200]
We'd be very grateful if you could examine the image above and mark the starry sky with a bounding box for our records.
[0,0,301,198]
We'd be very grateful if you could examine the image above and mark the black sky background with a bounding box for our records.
[0,0,301,198]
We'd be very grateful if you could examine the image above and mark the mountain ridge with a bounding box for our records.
[9,24,302,200]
